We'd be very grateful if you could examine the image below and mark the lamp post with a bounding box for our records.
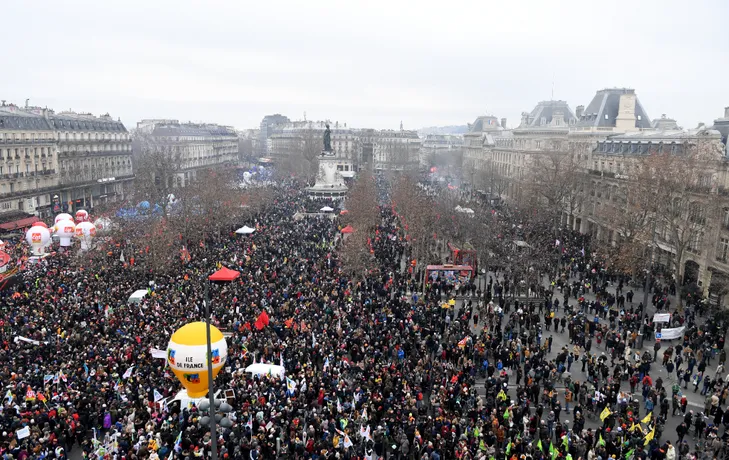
[204,281,218,460]
[203,267,240,460]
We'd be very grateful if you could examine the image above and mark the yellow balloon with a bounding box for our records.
[167,322,228,398]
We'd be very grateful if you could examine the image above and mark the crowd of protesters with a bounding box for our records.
[0,181,727,460]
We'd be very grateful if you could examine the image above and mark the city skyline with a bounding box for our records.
[2,0,728,131]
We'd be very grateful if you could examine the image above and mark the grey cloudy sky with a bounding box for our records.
[3,0,728,131]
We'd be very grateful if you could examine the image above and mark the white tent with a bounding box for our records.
[128,289,148,304]
[235,226,256,235]
[244,363,285,376]
[320,206,334,212]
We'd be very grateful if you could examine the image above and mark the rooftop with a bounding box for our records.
[0,107,53,131]
[518,100,577,129]
[468,115,502,133]
[151,123,237,138]
[604,127,722,141]
[50,112,127,132]
[576,88,652,129]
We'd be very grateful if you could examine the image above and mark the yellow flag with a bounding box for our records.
[641,413,652,424]
[644,426,655,446]
[599,407,611,421]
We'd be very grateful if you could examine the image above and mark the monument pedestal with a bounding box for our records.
[306,151,348,200]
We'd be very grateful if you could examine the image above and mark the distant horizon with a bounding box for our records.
[3,96,722,135]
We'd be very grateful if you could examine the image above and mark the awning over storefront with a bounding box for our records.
[0,216,39,231]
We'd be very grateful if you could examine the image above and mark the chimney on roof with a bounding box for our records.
[25,99,29,108]
[615,91,638,132]
[724,107,729,118]
[500,118,507,129]
[576,105,584,119]
[1,100,5,107]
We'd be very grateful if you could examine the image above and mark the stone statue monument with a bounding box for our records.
[307,122,347,199]
[323,123,332,154]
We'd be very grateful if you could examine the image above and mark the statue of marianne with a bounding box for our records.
[323,123,332,152]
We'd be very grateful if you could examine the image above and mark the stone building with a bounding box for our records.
[574,122,729,298]
[51,111,133,213]
[372,128,421,173]
[258,114,290,157]
[0,104,59,222]
[0,103,133,223]
[135,120,238,188]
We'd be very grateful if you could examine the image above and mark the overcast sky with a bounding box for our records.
[3,0,728,131]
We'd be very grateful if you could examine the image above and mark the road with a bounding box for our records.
[443,271,719,452]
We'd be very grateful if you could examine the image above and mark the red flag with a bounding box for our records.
[254,319,265,330]
[242,322,251,331]
[284,318,294,329]
[257,310,270,327]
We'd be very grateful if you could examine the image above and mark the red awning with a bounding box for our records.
[208,267,240,282]
[0,217,39,231]
[341,225,354,234]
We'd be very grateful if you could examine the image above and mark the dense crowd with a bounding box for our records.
[0,182,727,460]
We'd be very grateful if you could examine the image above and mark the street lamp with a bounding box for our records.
[205,267,241,460]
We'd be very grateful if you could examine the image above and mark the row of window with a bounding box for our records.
[0,132,130,142]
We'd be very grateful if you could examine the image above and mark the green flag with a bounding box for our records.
[503,407,510,419]
[625,448,635,459]
[537,440,543,452]
[549,442,558,460]
[562,435,569,449]
[597,434,605,446]
[506,441,512,455]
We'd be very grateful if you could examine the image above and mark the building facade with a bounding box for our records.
[574,125,729,298]
[0,105,59,221]
[421,134,463,167]
[136,120,238,187]
[258,114,291,157]
[0,103,133,223]
[372,129,421,173]
[50,111,133,213]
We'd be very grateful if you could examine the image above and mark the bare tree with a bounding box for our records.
[132,132,183,217]
[392,176,438,288]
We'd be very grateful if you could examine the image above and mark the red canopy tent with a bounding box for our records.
[208,267,240,282]
[341,225,354,234]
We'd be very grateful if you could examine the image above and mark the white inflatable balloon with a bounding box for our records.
[26,225,51,256]
[55,213,73,225]
[54,219,76,247]
[75,221,96,250]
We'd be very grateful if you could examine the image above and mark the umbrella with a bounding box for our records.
[341,225,354,234]
[320,206,334,212]
[235,226,256,235]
